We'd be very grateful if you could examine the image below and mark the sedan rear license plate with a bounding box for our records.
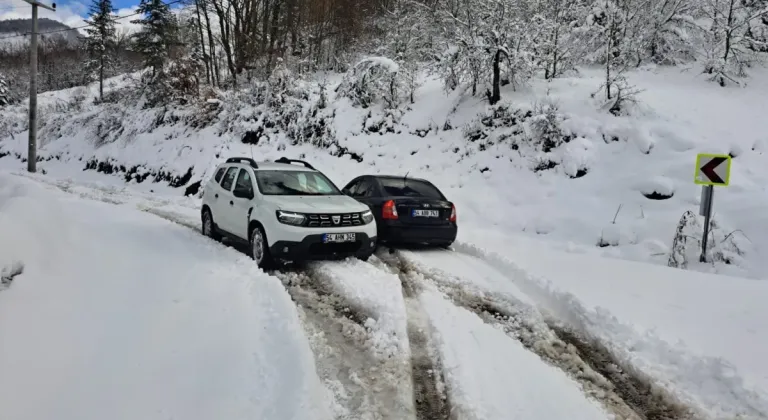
[323,233,356,243]
[412,209,440,218]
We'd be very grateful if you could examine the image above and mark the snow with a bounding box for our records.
[0,173,332,420]
[454,239,768,420]
[419,288,609,420]
[398,249,539,309]
[2,61,768,419]
[308,258,409,359]
[4,65,766,277]
[355,56,400,73]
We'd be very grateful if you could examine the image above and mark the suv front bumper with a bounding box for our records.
[270,233,377,262]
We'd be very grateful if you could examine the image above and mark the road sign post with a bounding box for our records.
[694,153,732,263]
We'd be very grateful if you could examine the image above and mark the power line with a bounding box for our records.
[0,0,186,41]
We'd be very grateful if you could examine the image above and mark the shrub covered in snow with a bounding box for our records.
[336,57,404,109]
[668,210,752,269]
[0,74,10,107]
[463,103,576,157]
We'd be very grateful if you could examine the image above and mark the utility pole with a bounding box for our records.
[21,0,56,173]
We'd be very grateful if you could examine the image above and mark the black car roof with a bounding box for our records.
[368,175,432,183]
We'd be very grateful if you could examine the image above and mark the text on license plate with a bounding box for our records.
[323,233,356,243]
[412,209,440,217]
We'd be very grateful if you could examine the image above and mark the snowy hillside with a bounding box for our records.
[1,65,767,279]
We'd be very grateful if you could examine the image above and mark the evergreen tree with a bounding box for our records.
[131,0,179,79]
[84,0,118,102]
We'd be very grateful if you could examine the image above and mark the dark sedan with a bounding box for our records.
[341,175,457,248]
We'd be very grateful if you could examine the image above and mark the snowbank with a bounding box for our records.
[0,173,332,420]
[454,238,768,420]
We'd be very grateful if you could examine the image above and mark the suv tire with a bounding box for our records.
[202,208,222,241]
[250,225,274,269]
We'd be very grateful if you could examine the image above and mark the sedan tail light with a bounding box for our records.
[383,200,399,220]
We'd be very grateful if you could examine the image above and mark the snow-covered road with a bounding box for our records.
[1,170,765,420]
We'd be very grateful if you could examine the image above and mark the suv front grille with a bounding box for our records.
[306,212,363,227]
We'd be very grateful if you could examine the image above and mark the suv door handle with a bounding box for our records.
[229,200,234,206]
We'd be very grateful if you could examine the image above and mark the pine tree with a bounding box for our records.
[84,0,118,102]
[131,0,179,79]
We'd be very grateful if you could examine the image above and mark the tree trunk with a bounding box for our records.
[212,0,237,86]
[200,0,219,86]
[99,53,104,101]
[194,0,211,85]
[489,49,502,105]
[551,26,560,79]
[266,0,282,74]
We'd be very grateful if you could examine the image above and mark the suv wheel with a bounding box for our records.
[250,226,273,269]
[202,208,221,241]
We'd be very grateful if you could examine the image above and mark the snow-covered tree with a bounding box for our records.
[131,0,179,78]
[580,0,645,112]
[640,0,699,65]
[381,0,432,103]
[530,0,588,79]
[431,0,536,104]
[83,0,118,101]
[700,0,768,85]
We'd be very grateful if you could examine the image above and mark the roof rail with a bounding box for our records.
[274,157,315,170]
[226,157,259,168]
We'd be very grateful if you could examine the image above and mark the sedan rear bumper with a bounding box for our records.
[379,221,457,245]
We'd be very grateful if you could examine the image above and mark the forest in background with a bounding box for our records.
[1,0,767,111]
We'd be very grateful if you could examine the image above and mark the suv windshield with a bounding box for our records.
[379,178,444,199]
[256,170,342,196]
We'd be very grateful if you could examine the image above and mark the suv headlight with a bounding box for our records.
[276,210,306,226]
[361,209,374,224]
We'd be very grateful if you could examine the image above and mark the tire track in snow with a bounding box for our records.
[272,264,416,420]
[370,253,453,420]
[379,248,697,420]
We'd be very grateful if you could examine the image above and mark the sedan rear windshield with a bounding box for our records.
[379,178,444,199]
[256,170,342,196]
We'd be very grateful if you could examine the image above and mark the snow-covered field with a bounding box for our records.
[2,63,768,419]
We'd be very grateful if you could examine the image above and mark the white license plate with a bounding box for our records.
[412,209,440,218]
[323,233,356,243]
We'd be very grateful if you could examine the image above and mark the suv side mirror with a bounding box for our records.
[233,188,254,200]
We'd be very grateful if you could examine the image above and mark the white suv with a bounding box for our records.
[200,157,377,268]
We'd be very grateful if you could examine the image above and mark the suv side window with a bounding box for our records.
[214,167,226,183]
[220,167,239,191]
[233,169,254,197]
